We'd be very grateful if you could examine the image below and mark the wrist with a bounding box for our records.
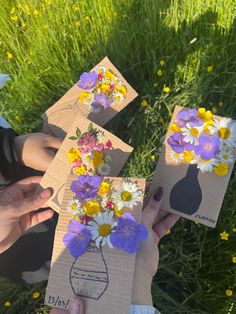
[132,267,153,306]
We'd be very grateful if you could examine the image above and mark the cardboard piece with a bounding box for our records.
[39,115,133,212]
[42,57,138,137]
[151,105,235,227]
[45,175,146,313]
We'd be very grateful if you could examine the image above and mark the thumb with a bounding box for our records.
[50,296,84,314]
[46,135,63,149]
[142,187,163,229]
[14,189,52,216]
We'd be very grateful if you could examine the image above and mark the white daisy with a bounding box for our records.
[112,181,142,210]
[96,65,106,74]
[67,198,83,215]
[87,211,117,248]
[113,92,124,103]
[169,150,184,163]
[97,163,111,175]
[196,156,218,173]
[182,123,202,145]
[211,117,236,146]
[97,131,105,141]
[81,152,94,165]
[216,145,235,164]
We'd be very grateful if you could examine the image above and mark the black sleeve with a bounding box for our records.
[0,127,40,184]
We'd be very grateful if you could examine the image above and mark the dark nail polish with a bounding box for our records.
[153,187,163,201]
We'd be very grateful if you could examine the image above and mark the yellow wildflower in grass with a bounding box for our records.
[163,86,171,93]
[17,3,22,9]
[43,24,49,29]
[83,201,100,216]
[170,123,182,133]
[157,69,163,76]
[165,229,171,235]
[32,292,40,299]
[85,16,90,21]
[10,7,16,14]
[15,115,22,122]
[212,107,217,113]
[220,231,229,240]
[98,181,110,196]
[141,99,148,108]
[159,117,164,124]
[45,0,52,4]
[198,108,213,125]
[151,155,156,161]
[21,22,26,29]
[75,164,87,175]
[207,66,214,73]
[160,60,165,66]
[116,85,127,96]
[232,257,236,263]
[74,21,81,27]
[93,151,104,169]
[7,52,13,60]
[213,162,229,176]
[226,289,233,297]
[11,15,18,22]
[4,301,11,307]
[233,228,236,232]
[168,112,173,117]
[219,101,224,107]
[74,5,80,11]
[183,151,194,163]
[33,9,39,16]
[66,148,81,163]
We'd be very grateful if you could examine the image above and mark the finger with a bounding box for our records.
[42,121,50,134]
[45,135,63,149]
[153,214,180,243]
[142,187,163,229]
[50,296,84,314]
[145,182,151,193]
[25,209,54,231]
[14,189,52,216]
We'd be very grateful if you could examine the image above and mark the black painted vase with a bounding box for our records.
[69,242,109,300]
[170,164,202,215]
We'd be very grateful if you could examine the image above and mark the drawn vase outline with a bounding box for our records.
[69,242,109,300]
[170,164,202,215]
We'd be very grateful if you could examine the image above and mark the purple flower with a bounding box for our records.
[110,213,148,254]
[177,108,203,127]
[167,132,194,153]
[195,135,221,160]
[71,175,102,200]
[63,219,92,259]
[77,72,97,90]
[92,93,111,109]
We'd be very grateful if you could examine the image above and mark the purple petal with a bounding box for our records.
[135,224,148,241]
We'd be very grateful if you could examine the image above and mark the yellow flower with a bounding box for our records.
[93,151,104,169]
[75,164,87,175]
[10,7,16,14]
[233,228,236,232]
[4,301,11,307]
[141,99,148,108]
[165,229,171,235]
[114,205,125,217]
[157,69,163,76]
[32,292,40,299]
[219,101,224,107]
[83,201,100,216]
[45,0,52,4]
[232,257,236,263]
[214,162,229,176]
[7,52,13,60]
[207,66,214,73]
[183,151,194,163]
[33,9,39,16]
[212,107,217,113]
[43,24,49,29]
[163,86,171,93]
[17,3,22,9]
[105,69,115,81]
[220,231,229,240]
[11,15,18,22]
[198,108,213,125]
[151,155,156,161]
[15,115,22,122]
[98,181,110,196]
[168,112,173,117]
[66,148,81,163]
[100,83,110,94]
[159,117,164,124]
[115,85,127,96]
[160,60,165,66]
[74,5,80,11]
[226,289,233,297]
[78,91,93,103]
[170,123,182,133]
[21,22,26,29]
[85,16,90,21]
[74,21,81,27]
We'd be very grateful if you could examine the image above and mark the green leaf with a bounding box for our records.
[69,136,77,140]
[76,127,81,138]
[88,122,93,132]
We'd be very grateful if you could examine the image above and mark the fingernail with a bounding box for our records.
[69,300,81,314]
[153,187,163,201]
[40,189,52,198]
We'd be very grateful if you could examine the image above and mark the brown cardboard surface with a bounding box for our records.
[42,57,138,137]
[151,105,235,227]
[39,115,133,212]
[45,175,146,313]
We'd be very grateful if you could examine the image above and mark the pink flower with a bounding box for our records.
[77,133,97,152]
[109,84,115,90]
[73,161,82,167]
[96,143,105,151]
[106,201,114,208]
[105,140,112,149]
[97,73,103,80]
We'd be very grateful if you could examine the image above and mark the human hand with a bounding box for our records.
[132,184,180,305]
[50,296,84,314]
[14,133,62,171]
[0,176,54,254]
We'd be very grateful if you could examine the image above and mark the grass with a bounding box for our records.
[0,0,236,313]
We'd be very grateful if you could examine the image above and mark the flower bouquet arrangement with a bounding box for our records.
[167,107,236,176]
[63,175,148,259]
[77,66,127,113]
[66,123,113,176]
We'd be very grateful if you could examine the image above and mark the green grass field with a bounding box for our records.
[0,0,236,313]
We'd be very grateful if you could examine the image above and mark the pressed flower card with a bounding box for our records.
[39,114,133,213]
[45,175,146,314]
[42,56,138,137]
[151,105,236,227]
